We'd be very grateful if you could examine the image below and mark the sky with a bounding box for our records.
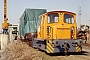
[0,0,90,31]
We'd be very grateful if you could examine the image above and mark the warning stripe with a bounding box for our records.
[46,40,54,53]
[47,45,53,53]
[76,44,82,52]
[47,43,54,51]
[48,40,54,47]
[46,49,50,53]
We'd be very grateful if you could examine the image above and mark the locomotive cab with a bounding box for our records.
[38,11,77,40]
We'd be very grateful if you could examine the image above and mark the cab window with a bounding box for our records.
[38,17,42,26]
[48,13,59,23]
[64,14,74,24]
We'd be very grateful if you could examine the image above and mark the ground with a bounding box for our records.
[0,40,90,60]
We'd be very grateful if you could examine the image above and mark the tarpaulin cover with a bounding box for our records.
[19,9,47,36]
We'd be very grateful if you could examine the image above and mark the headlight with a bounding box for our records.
[47,26,51,33]
[38,26,40,32]
[48,35,50,38]
[48,26,50,33]
[71,26,74,33]
[47,26,51,38]
[71,26,75,39]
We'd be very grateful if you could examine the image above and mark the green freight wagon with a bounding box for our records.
[19,9,47,36]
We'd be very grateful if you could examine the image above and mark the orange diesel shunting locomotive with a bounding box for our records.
[33,11,82,53]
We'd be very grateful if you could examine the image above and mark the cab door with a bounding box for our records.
[41,16,44,39]
[62,13,75,39]
[47,13,59,39]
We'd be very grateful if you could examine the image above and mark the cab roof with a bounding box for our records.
[39,10,76,17]
[47,11,76,15]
